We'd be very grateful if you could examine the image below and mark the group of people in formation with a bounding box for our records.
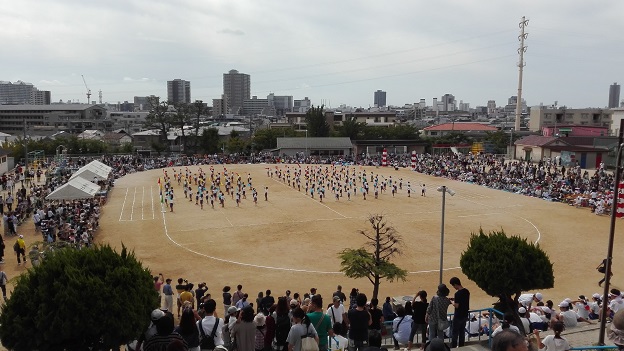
[156,164,428,213]
[159,166,269,212]
[268,164,426,202]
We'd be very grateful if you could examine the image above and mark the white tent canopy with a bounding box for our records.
[46,176,100,200]
[87,160,112,174]
[70,161,111,181]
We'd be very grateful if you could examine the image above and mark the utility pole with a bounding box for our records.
[515,16,529,132]
[23,117,28,169]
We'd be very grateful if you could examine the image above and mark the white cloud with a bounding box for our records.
[217,28,245,36]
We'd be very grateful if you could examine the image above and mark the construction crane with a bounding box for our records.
[81,75,91,104]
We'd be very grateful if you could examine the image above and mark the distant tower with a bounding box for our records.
[515,16,529,131]
[609,82,620,108]
[374,90,386,107]
[223,70,251,113]
[167,79,191,104]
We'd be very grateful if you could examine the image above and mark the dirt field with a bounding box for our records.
[8,164,622,312]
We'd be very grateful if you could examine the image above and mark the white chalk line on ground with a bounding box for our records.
[141,186,145,220]
[151,186,155,220]
[158,167,543,274]
[457,213,501,218]
[118,188,129,222]
[270,177,347,218]
[130,187,137,221]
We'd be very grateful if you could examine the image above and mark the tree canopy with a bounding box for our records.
[460,228,554,332]
[0,244,158,351]
[305,105,330,137]
[338,214,408,300]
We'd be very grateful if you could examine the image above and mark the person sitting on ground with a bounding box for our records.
[491,314,521,337]
[557,301,592,328]
[534,321,570,351]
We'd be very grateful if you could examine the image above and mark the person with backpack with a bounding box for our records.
[14,235,26,265]
[197,299,224,350]
[287,307,319,351]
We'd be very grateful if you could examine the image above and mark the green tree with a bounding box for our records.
[199,128,220,154]
[337,116,365,140]
[483,130,517,154]
[144,96,173,143]
[460,228,554,334]
[119,142,135,154]
[305,105,330,137]
[338,214,408,300]
[0,244,158,351]
[388,125,421,140]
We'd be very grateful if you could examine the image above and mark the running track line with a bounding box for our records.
[269,177,347,218]
[119,188,129,221]
[158,167,542,274]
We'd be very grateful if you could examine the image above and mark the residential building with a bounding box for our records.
[487,100,497,115]
[223,69,250,113]
[441,94,455,112]
[212,94,229,116]
[116,101,134,112]
[167,79,191,104]
[293,97,311,112]
[243,96,270,115]
[134,95,157,111]
[31,90,51,105]
[0,81,35,105]
[541,124,608,137]
[374,90,387,107]
[529,106,613,132]
[504,96,527,115]
[107,111,149,134]
[609,82,620,108]
[102,130,133,147]
[422,122,498,137]
[0,104,109,134]
[514,135,607,168]
[268,93,293,115]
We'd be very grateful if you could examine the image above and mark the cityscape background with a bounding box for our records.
[1,0,623,109]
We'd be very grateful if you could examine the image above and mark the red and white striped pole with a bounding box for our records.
[411,151,417,170]
[382,148,388,167]
[617,181,624,218]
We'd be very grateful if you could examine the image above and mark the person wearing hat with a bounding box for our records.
[223,305,240,350]
[327,296,348,336]
[608,309,624,350]
[14,235,26,266]
[518,292,542,309]
[557,300,592,328]
[425,284,451,341]
[135,308,166,351]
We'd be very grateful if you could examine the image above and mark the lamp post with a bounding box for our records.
[598,119,624,345]
[437,185,455,285]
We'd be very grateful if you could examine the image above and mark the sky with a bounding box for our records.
[1,0,623,109]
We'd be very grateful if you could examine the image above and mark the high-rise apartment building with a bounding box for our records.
[167,79,191,104]
[374,90,386,107]
[223,70,250,113]
[294,97,311,113]
[268,93,293,116]
[0,81,35,104]
[31,90,51,105]
[441,94,456,112]
[609,82,620,108]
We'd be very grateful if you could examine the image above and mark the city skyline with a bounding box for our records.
[1,0,623,109]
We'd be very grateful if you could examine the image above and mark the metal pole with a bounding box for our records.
[440,185,446,285]
[598,119,624,345]
[515,16,529,131]
[23,117,28,169]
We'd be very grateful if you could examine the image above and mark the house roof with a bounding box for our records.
[514,135,560,147]
[0,104,103,111]
[423,123,498,131]
[277,137,353,149]
[102,132,131,141]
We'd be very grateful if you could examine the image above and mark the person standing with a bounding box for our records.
[197,299,225,349]
[14,235,26,265]
[426,284,451,341]
[307,294,333,351]
[450,277,470,348]
[0,235,5,263]
[0,270,7,301]
[327,296,347,335]
[163,278,174,312]
[347,293,371,350]
[408,290,428,351]
[598,259,613,287]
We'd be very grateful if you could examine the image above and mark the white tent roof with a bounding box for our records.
[46,177,100,200]
[70,162,111,181]
[87,160,112,174]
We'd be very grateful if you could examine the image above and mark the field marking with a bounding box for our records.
[154,166,543,274]
[457,213,501,218]
[130,187,137,221]
[151,186,155,220]
[225,216,234,227]
[141,186,145,220]
[119,188,129,221]
[270,177,347,218]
